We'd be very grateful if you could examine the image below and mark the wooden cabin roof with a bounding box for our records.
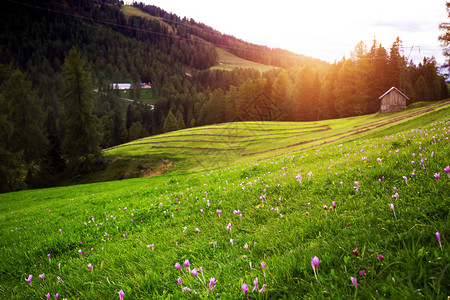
[379,87,409,100]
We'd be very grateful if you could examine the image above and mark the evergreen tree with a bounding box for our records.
[129,121,143,140]
[271,71,290,120]
[60,48,102,173]
[176,110,186,129]
[44,110,65,175]
[163,110,178,133]
[2,70,48,187]
[414,75,430,101]
[292,66,315,121]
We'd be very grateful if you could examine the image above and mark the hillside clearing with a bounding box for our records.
[98,100,450,181]
[0,103,448,299]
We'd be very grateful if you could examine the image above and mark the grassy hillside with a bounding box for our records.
[0,101,448,299]
[121,5,175,34]
[211,47,275,72]
[90,101,450,183]
[122,5,274,72]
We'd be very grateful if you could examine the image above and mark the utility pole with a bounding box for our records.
[399,45,420,92]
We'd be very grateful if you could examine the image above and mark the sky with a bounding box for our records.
[138,0,448,66]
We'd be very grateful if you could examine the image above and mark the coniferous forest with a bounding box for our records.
[0,0,448,192]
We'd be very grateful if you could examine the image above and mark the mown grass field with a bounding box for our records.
[210,47,275,72]
[0,101,449,299]
[99,100,450,181]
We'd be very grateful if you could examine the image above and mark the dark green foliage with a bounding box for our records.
[44,110,66,175]
[163,110,179,133]
[60,48,102,173]
[0,68,48,190]
[414,75,431,101]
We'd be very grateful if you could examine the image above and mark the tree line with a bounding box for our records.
[0,0,447,192]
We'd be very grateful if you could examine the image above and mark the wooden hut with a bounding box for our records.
[379,87,408,112]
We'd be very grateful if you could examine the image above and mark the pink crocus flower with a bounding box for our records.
[311,256,319,279]
[25,274,32,284]
[259,284,267,292]
[195,228,199,234]
[389,203,395,212]
[59,228,62,233]
[45,293,50,299]
[209,277,216,290]
[241,283,249,299]
[39,273,45,280]
[359,270,366,276]
[174,263,181,269]
[191,268,198,276]
[377,254,384,261]
[252,277,258,292]
[184,260,190,269]
[200,209,204,214]
[226,223,231,231]
[216,210,221,216]
[230,239,233,245]
[177,277,182,285]
[351,276,357,289]
[88,263,93,270]
[243,243,249,250]
[444,166,450,177]
[147,244,154,250]
[53,293,59,299]
[118,289,124,299]
[296,174,302,182]
[57,276,62,283]
[434,173,440,180]
[436,232,443,251]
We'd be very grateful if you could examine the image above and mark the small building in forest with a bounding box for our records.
[110,83,131,90]
[379,87,408,112]
[141,83,152,89]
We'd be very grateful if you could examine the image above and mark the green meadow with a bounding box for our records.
[0,102,449,299]
[210,47,275,72]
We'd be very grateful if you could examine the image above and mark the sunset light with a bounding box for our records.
[144,0,447,64]
[1,0,449,298]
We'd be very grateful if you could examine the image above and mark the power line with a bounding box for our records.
[6,0,315,61]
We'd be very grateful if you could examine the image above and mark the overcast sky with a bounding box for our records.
[138,0,448,66]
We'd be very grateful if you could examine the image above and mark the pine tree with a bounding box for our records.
[2,70,48,187]
[60,48,102,173]
[44,110,65,174]
[163,110,178,133]
[414,75,430,102]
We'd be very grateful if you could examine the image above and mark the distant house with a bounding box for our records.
[379,87,408,112]
[110,83,132,90]
[140,83,152,89]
